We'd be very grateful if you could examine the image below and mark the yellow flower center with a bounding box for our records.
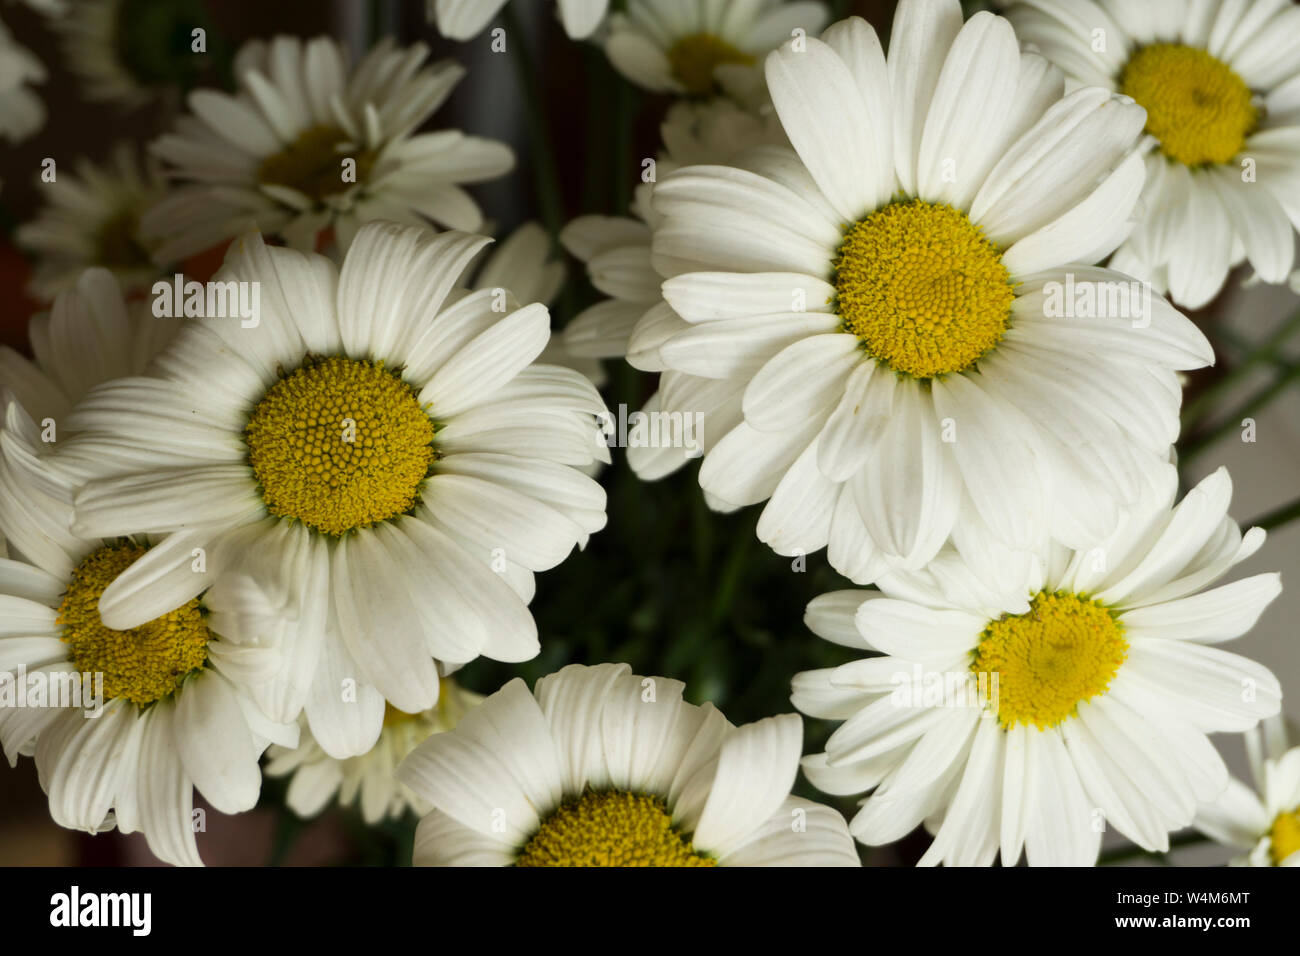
[1270,808,1300,865]
[258,124,377,202]
[515,789,717,867]
[59,543,211,706]
[244,356,436,537]
[971,591,1128,731]
[383,701,420,728]
[95,208,151,271]
[1120,43,1257,166]
[833,199,1014,379]
[666,33,754,95]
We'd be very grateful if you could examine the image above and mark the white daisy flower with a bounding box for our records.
[1196,716,1300,867]
[397,662,860,866]
[794,468,1282,866]
[463,220,605,387]
[1000,0,1300,309]
[265,678,482,825]
[637,2,1214,582]
[430,0,610,41]
[63,222,610,760]
[0,481,298,867]
[141,35,514,262]
[0,17,45,143]
[0,268,181,571]
[15,143,168,300]
[605,0,829,95]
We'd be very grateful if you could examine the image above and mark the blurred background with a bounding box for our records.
[1,0,1296,866]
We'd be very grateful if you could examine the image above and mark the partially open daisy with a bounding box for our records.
[142,35,513,262]
[397,663,859,866]
[0,268,181,572]
[794,468,1282,866]
[1000,0,1300,308]
[462,221,604,387]
[1196,717,1300,867]
[605,0,828,95]
[266,677,482,825]
[0,486,297,867]
[64,222,609,760]
[561,84,787,481]
[430,0,610,41]
[0,17,45,143]
[640,2,1213,582]
[16,143,167,300]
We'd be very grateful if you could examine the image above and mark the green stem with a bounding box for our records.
[1181,361,1300,463]
[503,6,565,247]
[612,77,636,215]
[1183,305,1300,428]
[1098,830,1210,865]
[268,806,304,866]
[1245,494,1300,532]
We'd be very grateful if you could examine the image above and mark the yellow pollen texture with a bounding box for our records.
[971,591,1128,731]
[833,199,1014,379]
[1120,44,1257,166]
[515,789,717,867]
[1270,808,1300,865]
[244,356,435,537]
[666,33,754,95]
[59,543,211,706]
[258,124,377,202]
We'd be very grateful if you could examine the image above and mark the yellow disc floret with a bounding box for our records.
[516,789,717,867]
[258,125,377,202]
[59,543,211,706]
[833,199,1014,379]
[1270,808,1300,865]
[95,207,151,272]
[971,591,1128,731]
[245,356,435,537]
[1120,43,1257,166]
[666,33,754,95]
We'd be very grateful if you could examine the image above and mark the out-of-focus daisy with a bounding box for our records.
[605,0,828,95]
[463,220,604,386]
[430,0,609,41]
[65,223,609,760]
[16,0,68,14]
[638,3,1213,582]
[794,468,1281,866]
[1196,717,1300,866]
[52,0,217,108]
[0,268,181,570]
[1000,0,1300,309]
[266,678,481,824]
[0,17,45,143]
[0,474,297,867]
[142,35,513,262]
[15,144,168,300]
[397,662,859,866]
